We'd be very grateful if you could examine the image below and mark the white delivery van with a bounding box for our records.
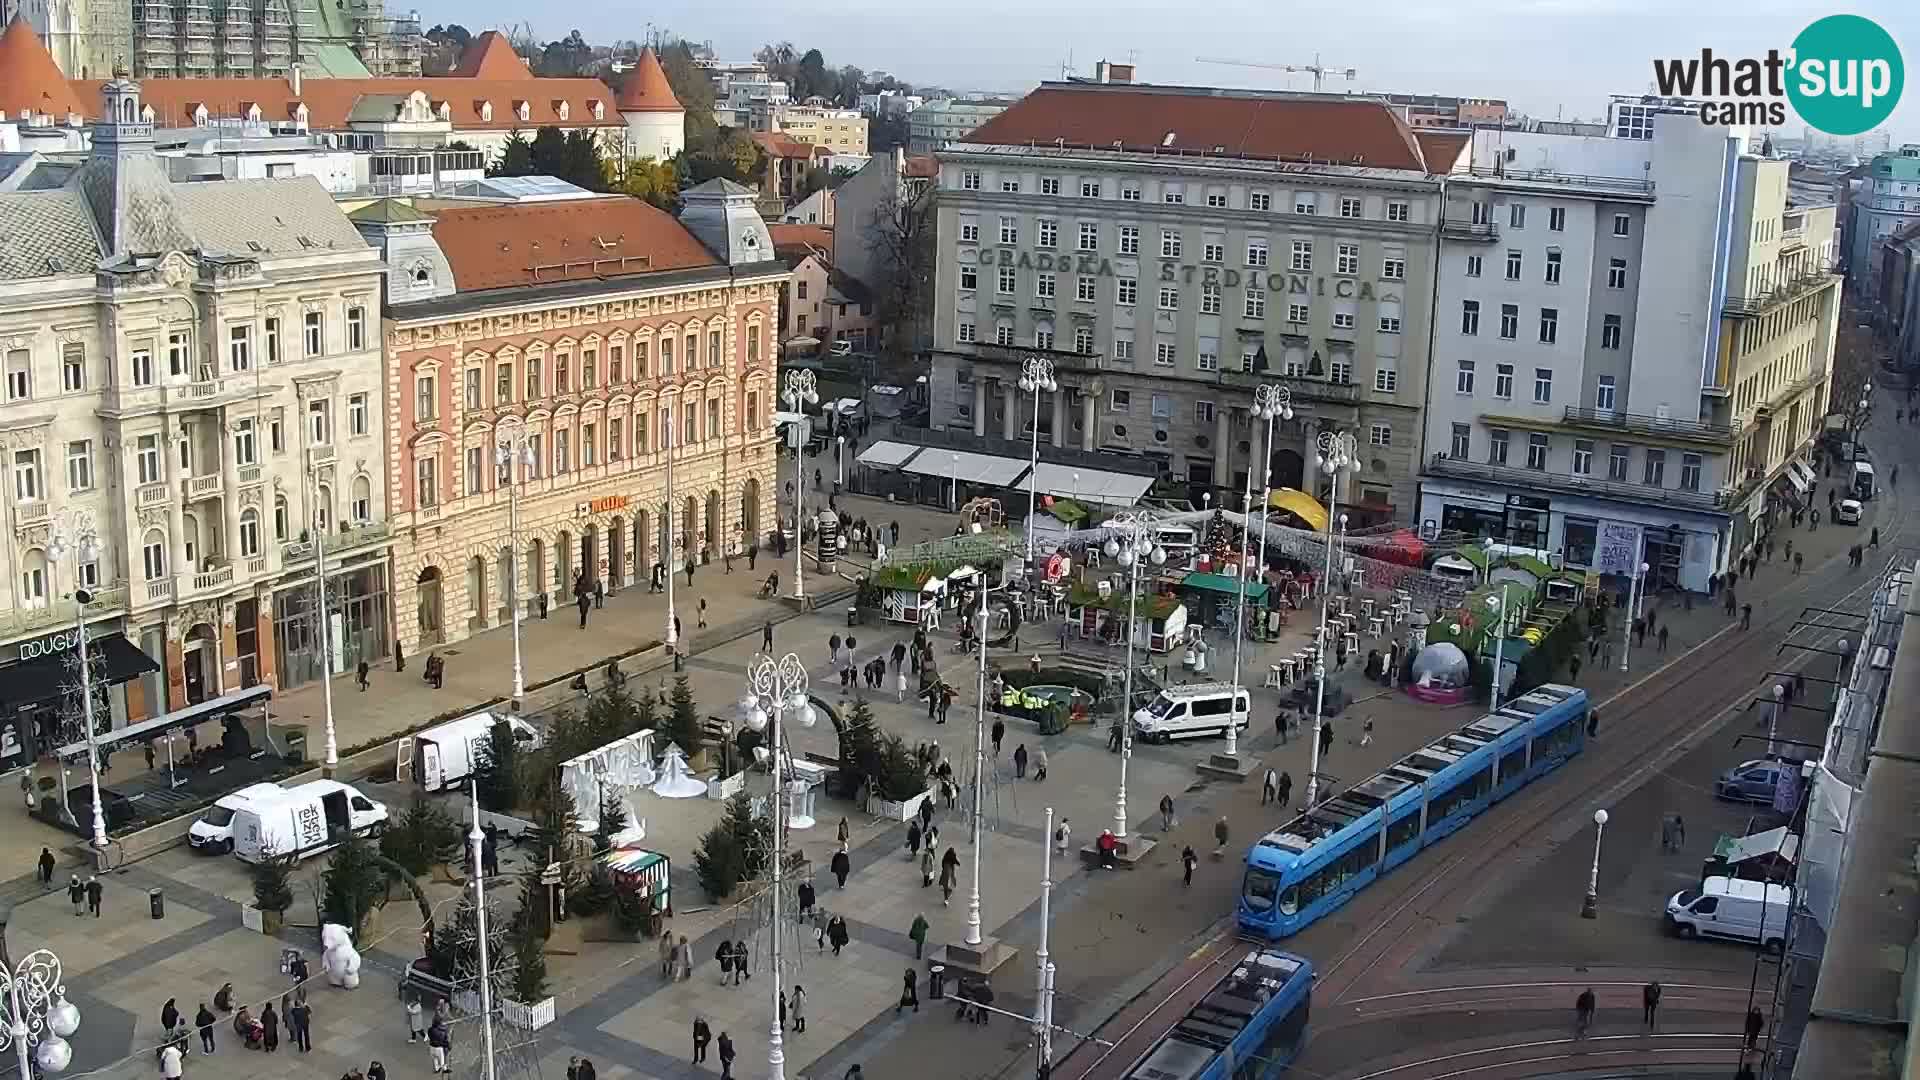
[187,782,289,854]
[1853,460,1876,501]
[1666,875,1792,950]
[231,779,388,864]
[1132,682,1251,743]
[412,712,541,792]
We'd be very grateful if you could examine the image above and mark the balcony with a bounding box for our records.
[280,520,394,566]
[1426,453,1727,514]
[1440,218,1500,242]
[178,564,235,599]
[164,375,254,408]
[1460,164,1657,200]
[308,444,337,465]
[238,465,262,487]
[1217,369,1364,405]
[145,579,175,604]
[182,473,223,500]
[136,482,171,508]
[0,584,127,638]
[1559,406,1733,443]
[1723,265,1840,319]
[13,501,48,527]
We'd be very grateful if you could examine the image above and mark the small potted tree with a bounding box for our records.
[250,846,296,934]
[863,734,932,822]
[501,892,555,1029]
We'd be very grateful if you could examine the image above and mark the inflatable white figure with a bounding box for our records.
[320,923,362,989]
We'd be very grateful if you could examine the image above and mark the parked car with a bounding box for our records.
[1667,876,1792,950]
[1715,758,1794,804]
[1835,498,1863,525]
[829,339,854,357]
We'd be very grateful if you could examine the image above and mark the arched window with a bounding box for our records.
[142,529,167,579]
[18,548,47,608]
[274,494,289,541]
[239,508,260,557]
[351,475,372,524]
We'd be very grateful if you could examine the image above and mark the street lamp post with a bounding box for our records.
[48,511,106,850]
[1618,560,1649,674]
[1769,683,1785,757]
[466,782,498,1080]
[1019,357,1058,569]
[1225,385,1293,764]
[742,652,818,1080]
[1103,514,1168,840]
[1251,387,1293,630]
[784,370,819,603]
[1487,583,1514,712]
[0,948,81,1079]
[1034,805,1056,1079]
[950,452,961,513]
[495,431,536,709]
[1306,430,1359,809]
[309,474,338,777]
[1581,807,1609,919]
[836,435,846,488]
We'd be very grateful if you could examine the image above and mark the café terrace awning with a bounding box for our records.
[855,440,923,470]
[1025,462,1156,507]
[900,449,1029,488]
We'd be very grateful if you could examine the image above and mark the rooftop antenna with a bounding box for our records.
[1194,53,1355,93]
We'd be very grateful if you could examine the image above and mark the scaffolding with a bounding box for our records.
[214,0,250,77]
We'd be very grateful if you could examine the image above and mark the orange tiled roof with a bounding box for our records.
[903,154,939,178]
[753,131,822,160]
[615,47,681,113]
[427,196,719,293]
[0,16,87,119]
[964,84,1427,172]
[769,223,832,254]
[67,73,619,131]
[1413,130,1470,173]
[450,31,530,80]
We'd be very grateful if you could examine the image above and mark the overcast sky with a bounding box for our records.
[479,0,1917,145]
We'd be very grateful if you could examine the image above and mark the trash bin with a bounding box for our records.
[149,888,164,919]
[928,963,947,1001]
[846,606,859,628]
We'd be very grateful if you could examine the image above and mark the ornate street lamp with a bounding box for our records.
[48,511,106,849]
[1225,385,1293,764]
[1018,357,1058,568]
[783,370,819,602]
[1306,430,1358,808]
[1102,514,1168,839]
[0,948,81,1078]
[495,428,537,708]
[741,652,817,1080]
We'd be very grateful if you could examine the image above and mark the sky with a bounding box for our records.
[460,0,1919,146]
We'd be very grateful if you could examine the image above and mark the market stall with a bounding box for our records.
[1065,582,1187,654]
[599,847,672,930]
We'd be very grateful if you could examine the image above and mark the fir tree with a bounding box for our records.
[509,904,549,1003]
[250,846,296,913]
[585,680,639,742]
[427,890,513,1003]
[633,685,660,732]
[473,719,525,812]
[380,791,463,876]
[693,818,742,900]
[724,789,773,882]
[663,674,702,754]
[839,696,882,795]
[594,787,629,852]
[526,786,583,892]
[489,129,533,177]
[320,833,389,940]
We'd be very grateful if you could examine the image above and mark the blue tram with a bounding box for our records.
[1237,684,1589,939]
[1120,949,1314,1080]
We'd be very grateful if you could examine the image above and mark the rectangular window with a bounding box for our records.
[1608,258,1628,289]
[1465,255,1482,278]
[1494,363,1514,399]
[1155,342,1176,367]
[1340,196,1362,218]
[1076,275,1097,302]
[1200,284,1221,314]
[1110,388,1131,412]
[999,216,1018,245]
[1509,203,1526,228]
[1387,200,1409,223]
[1194,401,1216,425]
[1612,213,1631,237]
[636,340,651,377]
[1121,183,1142,202]
[270,416,283,454]
[960,266,978,291]
[1539,308,1558,344]
[168,332,191,379]
[1035,327,1055,349]
[308,399,331,444]
[1162,183,1184,204]
[1601,314,1622,349]
[1596,376,1617,412]
[496,363,514,404]
[1080,179,1100,198]
[998,266,1017,295]
[1548,206,1566,232]
[1247,239,1269,267]
[416,375,437,421]
[1041,176,1060,195]
[1001,177,1020,193]
[1112,335,1133,362]
[303,311,323,356]
[1643,448,1666,486]
[1456,358,1475,394]
[60,343,84,392]
[1336,243,1359,276]
[1382,257,1405,280]
[1461,300,1480,335]
[1608,444,1630,481]
[1370,422,1392,446]
[609,345,624,383]
[1250,190,1271,211]
[1544,250,1562,284]
[1197,349,1218,372]
[585,422,602,467]
[1332,311,1355,330]
[1374,365,1397,392]
[553,428,570,473]
[1075,326,1094,353]
[1158,286,1179,310]
[1450,423,1471,458]
[1294,194,1316,215]
[233,417,257,467]
[1504,249,1522,280]
[415,456,437,507]
[962,170,981,190]
[1078,222,1099,251]
[227,325,252,372]
[465,446,484,495]
[66,440,93,493]
[264,318,280,364]
[1526,432,1549,470]
[1036,273,1055,299]
[1204,242,1224,263]
[4,351,28,401]
[348,392,368,436]
[1160,230,1182,258]
[1118,226,1140,255]
[1680,453,1702,492]
[463,368,481,410]
[1488,428,1509,465]
[1037,219,1058,248]
[1572,440,1593,475]
[960,222,979,243]
[744,326,759,365]
[1379,315,1401,334]
[346,306,366,351]
[12,449,39,502]
[995,324,1015,346]
[1206,189,1227,208]
[1499,304,1519,340]
[137,435,160,484]
[1290,240,1312,271]
[1244,291,1266,319]
[1288,303,1309,323]
[957,321,977,343]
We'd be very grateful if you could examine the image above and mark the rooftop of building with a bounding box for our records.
[752,131,825,160]
[614,47,683,114]
[960,81,1434,172]
[768,222,831,258]
[423,195,719,293]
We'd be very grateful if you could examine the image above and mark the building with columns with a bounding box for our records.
[927,81,1456,520]
[0,75,391,772]
[369,179,786,657]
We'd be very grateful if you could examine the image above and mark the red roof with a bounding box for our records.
[0,16,86,119]
[965,84,1427,171]
[615,47,681,113]
[67,73,617,131]
[427,197,719,293]
[451,31,530,80]
[769,223,832,255]
[753,131,821,160]
[903,154,939,178]
[1413,130,1470,173]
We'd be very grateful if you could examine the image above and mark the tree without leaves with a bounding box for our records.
[865,184,936,358]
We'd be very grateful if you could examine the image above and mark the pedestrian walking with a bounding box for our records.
[908,913,929,960]
[920,845,935,888]
[85,875,102,917]
[1319,721,1333,759]
[1642,981,1661,1030]
[1658,625,1669,652]
[1277,771,1292,807]
[1013,743,1028,778]
[406,995,426,1042]
[692,1017,711,1063]
[1276,710,1289,744]
[1182,845,1198,888]
[538,591,549,619]
[896,967,920,1014]
[1213,816,1230,856]
[1160,793,1176,831]
[1587,708,1600,739]
[827,915,849,956]
[716,940,735,985]
[1672,814,1686,849]
[1055,818,1072,857]
[36,846,54,887]
[195,1002,216,1053]
[940,847,959,905]
[906,819,922,858]
[1360,718,1374,747]
[791,986,807,1033]
[831,847,851,888]
[762,621,774,652]
[1569,653,1582,683]
[1745,1007,1765,1049]
[1034,747,1048,781]
[1741,603,1753,630]
[162,999,181,1036]
[1575,987,1596,1036]
[896,667,908,703]
[159,1044,183,1080]
[1262,768,1277,804]
[686,558,697,587]
[991,719,1005,758]
[289,997,312,1052]
[660,928,677,977]
[262,1001,280,1052]
[717,1032,736,1080]
[699,597,709,629]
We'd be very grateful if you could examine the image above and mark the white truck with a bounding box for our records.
[410,712,541,792]
[230,779,389,863]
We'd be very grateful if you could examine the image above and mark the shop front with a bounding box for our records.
[0,622,160,774]
[273,557,393,692]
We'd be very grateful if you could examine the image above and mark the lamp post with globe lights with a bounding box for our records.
[1581,808,1609,919]
[1222,385,1292,766]
[0,949,82,1079]
[1618,559,1649,675]
[1305,430,1359,808]
[496,428,537,708]
[1249,385,1294,614]
[1019,357,1058,568]
[48,510,107,849]
[783,370,819,602]
[739,652,816,1080]
[1102,513,1168,840]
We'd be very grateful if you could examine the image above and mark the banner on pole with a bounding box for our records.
[1595,522,1644,577]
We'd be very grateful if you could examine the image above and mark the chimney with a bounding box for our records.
[1109,63,1135,84]
[291,63,302,96]
[1094,60,1110,83]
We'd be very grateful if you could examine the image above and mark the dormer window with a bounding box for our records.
[140,104,154,123]
[242,102,262,122]
[189,102,208,126]
[477,101,493,122]
[513,100,530,122]
[293,103,310,128]
[554,100,569,121]
[434,100,450,121]
[590,100,604,121]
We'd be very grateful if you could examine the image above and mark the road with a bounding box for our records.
[1054,389,1917,1080]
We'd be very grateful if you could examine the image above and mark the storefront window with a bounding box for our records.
[1563,518,1597,567]
[274,562,391,690]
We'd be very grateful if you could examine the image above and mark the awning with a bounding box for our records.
[1714,826,1800,866]
[1791,460,1818,488]
[901,449,1029,487]
[58,684,273,755]
[1181,572,1270,603]
[1025,462,1156,507]
[856,440,922,469]
[0,633,158,710]
[1784,466,1810,495]
[1268,487,1329,531]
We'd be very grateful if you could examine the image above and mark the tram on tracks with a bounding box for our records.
[1237,683,1590,939]
[1118,948,1314,1080]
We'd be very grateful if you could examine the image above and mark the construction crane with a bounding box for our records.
[1194,54,1357,93]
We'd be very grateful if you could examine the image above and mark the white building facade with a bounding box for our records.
[1845,145,1920,289]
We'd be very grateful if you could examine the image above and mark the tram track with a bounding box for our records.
[1335,1032,1752,1080]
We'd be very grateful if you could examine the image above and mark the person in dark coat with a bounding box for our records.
[261,1002,280,1052]
[692,1016,711,1063]
[831,847,851,888]
[827,915,849,956]
[717,1032,736,1080]
[716,940,735,985]
[905,819,922,857]
[288,997,312,1052]
[85,875,102,916]
[1013,744,1028,778]
[896,967,919,1014]
[990,719,1005,758]
[194,1003,217,1053]
[37,847,55,887]
[66,874,83,916]
[161,998,181,1035]
[797,880,816,918]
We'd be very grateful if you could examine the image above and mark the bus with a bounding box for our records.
[1120,949,1313,1080]
[1238,684,1589,939]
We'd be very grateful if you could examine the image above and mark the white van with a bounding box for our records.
[411,712,541,792]
[231,779,389,863]
[1666,875,1792,950]
[1132,682,1251,742]
[1853,460,1876,501]
[188,782,289,854]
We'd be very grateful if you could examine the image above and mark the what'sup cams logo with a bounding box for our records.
[1652,15,1904,135]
